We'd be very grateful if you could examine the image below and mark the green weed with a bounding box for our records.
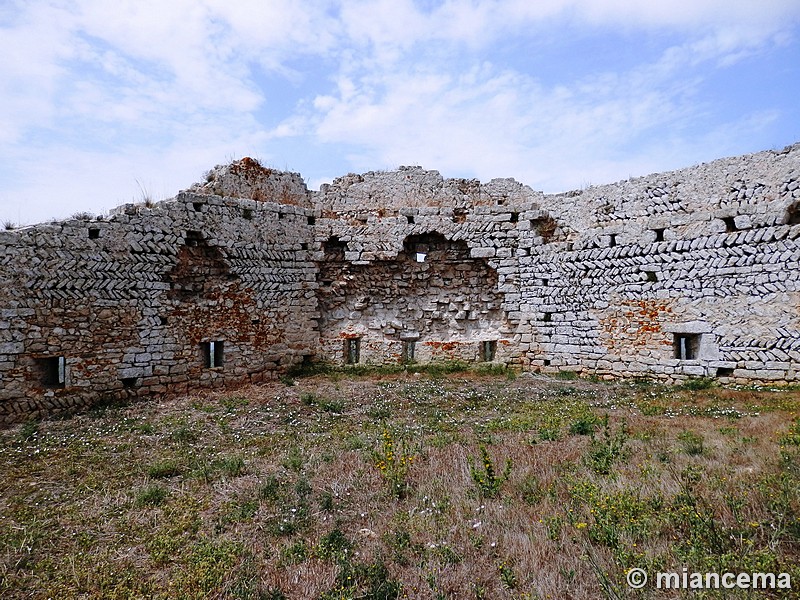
[469,444,512,498]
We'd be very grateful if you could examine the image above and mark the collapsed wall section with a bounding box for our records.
[312,167,558,365]
[0,162,318,424]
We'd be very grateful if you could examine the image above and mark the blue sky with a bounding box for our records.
[1,0,799,225]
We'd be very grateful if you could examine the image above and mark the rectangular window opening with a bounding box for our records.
[609,234,617,247]
[121,377,138,389]
[674,334,701,360]
[401,341,416,363]
[407,215,415,224]
[158,315,168,326]
[510,212,519,223]
[788,202,800,225]
[242,208,253,220]
[415,252,427,263]
[202,340,225,368]
[481,340,497,362]
[88,228,100,239]
[278,212,285,220]
[300,243,308,250]
[543,312,552,322]
[653,228,665,242]
[645,271,658,283]
[722,216,737,232]
[344,338,361,365]
[716,367,735,377]
[37,356,66,388]
[543,359,551,366]
[193,202,203,212]
[185,230,202,247]
[307,215,316,225]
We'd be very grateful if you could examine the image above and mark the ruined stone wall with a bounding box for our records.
[0,162,318,423]
[313,167,556,365]
[523,144,800,382]
[313,145,800,384]
[1,146,799,422]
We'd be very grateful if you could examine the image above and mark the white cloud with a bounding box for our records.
[0,0,798,223]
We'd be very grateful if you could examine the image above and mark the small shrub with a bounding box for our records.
[294,476,312,499]
[678,430,705,456]
[169,421,198,444]
[554,370,579,380]
[220,395,248,411]
[473,363,507,376]
[367,405,392,420]
[779,418,800,447]
[374,428,415,499]
[498,561,517,589]
[136,484,169,507]
[584,417,629,475]
[680,377,715,391]
[218,455,246,477]
[424,360,469,377]
[518,473,544,505]
[283,447,304,473]
[537,414,562,441]
[18,419,39,442]
[320,398,344,413]
[4,220,16,230]
[280,540,308,565]
[259,474,285,503]
[469,445,512,498]
[319,490,335,511]
[135,422,155,435]
[148,459,182,478]
[317,527,352,559]
[321,559,402,600]
[569,414,598,436]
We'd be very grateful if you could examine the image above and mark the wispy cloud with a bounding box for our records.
[1,0,798,224]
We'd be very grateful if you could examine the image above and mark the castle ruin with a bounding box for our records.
[1,145,799,423]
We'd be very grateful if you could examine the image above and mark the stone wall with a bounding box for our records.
[1,146,799,422]
[0,161,318,423]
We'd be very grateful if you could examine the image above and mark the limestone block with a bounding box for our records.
[470,247,496,258]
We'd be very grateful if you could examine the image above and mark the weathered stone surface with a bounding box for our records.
[1,145,800,422]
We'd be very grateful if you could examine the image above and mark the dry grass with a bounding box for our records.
[1,372,799,599]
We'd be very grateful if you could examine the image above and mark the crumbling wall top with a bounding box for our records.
[539,143,800,237]
[315,165,544,216]
[188,157,311,208]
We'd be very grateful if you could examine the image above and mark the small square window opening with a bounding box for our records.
[674,334,701,360]
[37,356,65,388]
[344,338,361,364]
[401,341,416,363]
[202,340,225,368]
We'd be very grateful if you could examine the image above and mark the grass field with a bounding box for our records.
[1,367,799,599]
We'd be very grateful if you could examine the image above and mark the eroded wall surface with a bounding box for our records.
[1,145,799,422]
[0,163,318,423]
